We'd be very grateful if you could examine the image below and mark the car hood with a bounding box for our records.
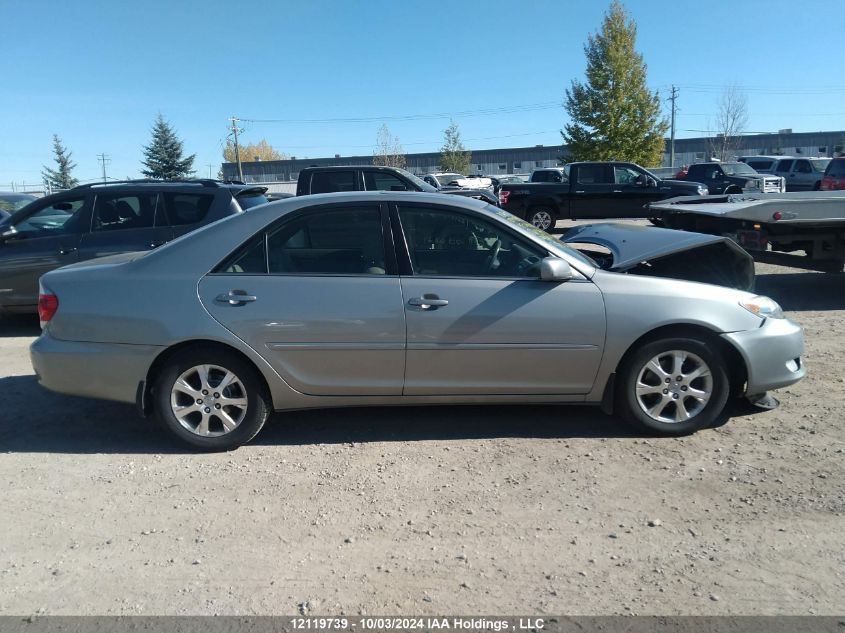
[561,222,754,290]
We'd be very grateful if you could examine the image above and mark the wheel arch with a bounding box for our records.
[602,323,748,413]
[140,339,275,416]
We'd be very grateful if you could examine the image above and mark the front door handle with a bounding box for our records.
[408,295,448,310]
[58,247,77,256]
[216,290,257,305]
[149,240,165,248]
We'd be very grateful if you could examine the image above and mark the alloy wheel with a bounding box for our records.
[634,350,713,424]
[530,210,553,231]
[169,364,248,436]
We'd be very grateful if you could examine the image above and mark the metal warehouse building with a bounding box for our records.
[221,129,845,184]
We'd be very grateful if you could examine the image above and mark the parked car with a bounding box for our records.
[821,157,845,191]
[0,192,37,220]
[737,155,786,174]
[685,162,785,195]
[424,172,493,190]
[0,179,267,314]
[499,161,708,231]
[295,165,499,205]
[31,192,804,450]
[771,157,830,191]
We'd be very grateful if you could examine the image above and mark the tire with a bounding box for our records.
[526,207,557,232]
[153,347,271,451]
[615,336,729,436]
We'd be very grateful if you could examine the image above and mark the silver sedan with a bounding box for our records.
[30,192,805,450]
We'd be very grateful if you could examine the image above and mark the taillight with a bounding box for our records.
[38,293,58,325]
[772,211,782,221]
[499,190,510,205]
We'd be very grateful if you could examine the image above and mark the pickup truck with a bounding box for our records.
[498,161,708,231]
[296,165,498,205]
[684,162,784,195]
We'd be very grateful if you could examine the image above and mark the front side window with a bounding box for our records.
[614,166,642,185]
[398,206,545,278]
[364,171,408,191]
[267,207,385,275]
[92,193,158,231]
[795,160,812,174]
[163,193,214,226]
[14,197,87,236]
[775,160,794,173]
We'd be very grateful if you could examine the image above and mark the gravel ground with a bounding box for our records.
[0,252,843,616]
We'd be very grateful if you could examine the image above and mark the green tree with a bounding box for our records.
[223,138,287,162]
[141,114,195,180]
[562,1,668,166]
[439,120,471,173]
[41,134,79,189]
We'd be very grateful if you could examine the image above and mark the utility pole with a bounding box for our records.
[229,116,244,182]
[97,153,111,183]
[206,164,214,179]
[669,85,679,169]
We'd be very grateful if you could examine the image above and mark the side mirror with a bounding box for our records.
[540,257,573,282]
[635,174,647,186]
[447,181,460,187]
[1,226,20,242]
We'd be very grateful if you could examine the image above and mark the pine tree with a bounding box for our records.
[562,1,668,166]
[141,114,196,180]
[439,121,472,173]
[41,134,79,189]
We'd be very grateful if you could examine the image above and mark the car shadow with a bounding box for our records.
[754,271,845,311]
[0,374,769,454]
[0,314,40,337]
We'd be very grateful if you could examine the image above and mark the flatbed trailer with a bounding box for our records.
[649,191,845,272]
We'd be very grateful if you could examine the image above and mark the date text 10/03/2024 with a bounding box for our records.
[290,617,546,631]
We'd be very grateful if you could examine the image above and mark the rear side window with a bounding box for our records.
[92,193,158,232]
[267,207,385,275]
[163,193,214,226]
[775,160,794,173]
[576,165,612,184]
[309,171,356,194]
[794,160,812,174]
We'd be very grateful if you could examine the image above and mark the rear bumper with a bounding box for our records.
[721,318,805,394]
[30,332,162,404]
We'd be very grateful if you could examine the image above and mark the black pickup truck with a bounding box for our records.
[295,165,498,205]
[498,161,708,231]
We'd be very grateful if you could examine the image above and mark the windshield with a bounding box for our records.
[488,205,595,268]
[811,159,831,172]
[397,169,437,192]
[721,163,757,176]
[0,194,36,213]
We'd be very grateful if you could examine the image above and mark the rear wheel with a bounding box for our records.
[527,207,556,232]
[616,337,729,436]
[153,347,271,450]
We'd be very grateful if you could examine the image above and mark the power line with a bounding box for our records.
[240,101,562,124]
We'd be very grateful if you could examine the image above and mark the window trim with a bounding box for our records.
[210,201,396,277]
[389,201,553,281]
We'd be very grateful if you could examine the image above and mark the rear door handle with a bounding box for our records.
[216,290,257,305]
[58,247,77,256]
[149,241,165,248]
[408,295,448,310]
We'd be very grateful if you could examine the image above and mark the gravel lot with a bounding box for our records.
[0,243,843,616]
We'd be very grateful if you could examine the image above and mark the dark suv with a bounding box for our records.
[0,179,267,314]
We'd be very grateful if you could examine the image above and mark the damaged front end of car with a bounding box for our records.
[561,223,755,291]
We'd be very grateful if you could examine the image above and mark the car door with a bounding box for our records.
[774,159,795,190]
[198,202,406,396]
[568,164,616,218]
[76,191,171,262]
[610,165,657,217]
[790,159,814,191]
[393,202,606,395]
[0,194,88,309]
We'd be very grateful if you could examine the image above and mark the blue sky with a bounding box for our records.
[2,0,843,186]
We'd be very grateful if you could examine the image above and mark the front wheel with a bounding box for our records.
[153,347,271,450]
[616,337,729,436]
[526,207,557,232]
